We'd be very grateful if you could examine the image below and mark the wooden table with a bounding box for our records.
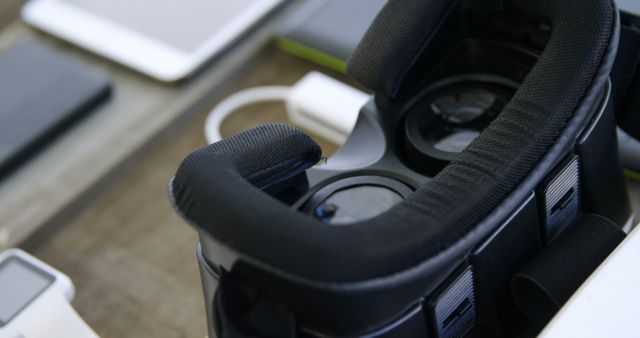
[1,2,639,338]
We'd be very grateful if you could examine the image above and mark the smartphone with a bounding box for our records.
[22,0,285,82]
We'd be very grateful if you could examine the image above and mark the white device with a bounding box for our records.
[204,71,369,145]
[22,0,285,81]
[0,249,98,338]
[618,0,640,15]
[540,223,640,338]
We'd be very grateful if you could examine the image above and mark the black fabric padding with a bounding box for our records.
[512,214,626,323]
[171,0,617,283]
[347,0,455,97]
[172,123,321,224]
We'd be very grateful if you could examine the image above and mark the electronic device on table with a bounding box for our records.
[22,0,286,82]
[170,0,640,337]
[0,249,98,338]
[278,0,386,72]
[539,223,640,338]
[0,40,111,178]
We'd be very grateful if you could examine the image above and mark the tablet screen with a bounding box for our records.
[61,0,266,52]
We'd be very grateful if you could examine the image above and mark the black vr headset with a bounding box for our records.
[170,0,639,337]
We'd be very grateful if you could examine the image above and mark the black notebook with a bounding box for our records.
[0,41,111,177]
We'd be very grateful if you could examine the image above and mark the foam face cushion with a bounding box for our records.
[171,0,618,283]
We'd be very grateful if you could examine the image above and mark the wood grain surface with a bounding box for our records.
[2,1,638,337]
[0,0,23,31]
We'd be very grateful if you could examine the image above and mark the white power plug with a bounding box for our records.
[285,72,369,144]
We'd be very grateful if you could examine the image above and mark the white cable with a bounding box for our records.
[204,71,370,145]
[204,86,291,144]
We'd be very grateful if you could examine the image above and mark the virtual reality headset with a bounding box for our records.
[170,0,638,336]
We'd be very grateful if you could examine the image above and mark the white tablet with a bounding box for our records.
[22,0,285,81]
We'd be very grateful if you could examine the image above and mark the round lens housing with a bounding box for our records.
[431,88,498,124]
[403,75,517,175]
